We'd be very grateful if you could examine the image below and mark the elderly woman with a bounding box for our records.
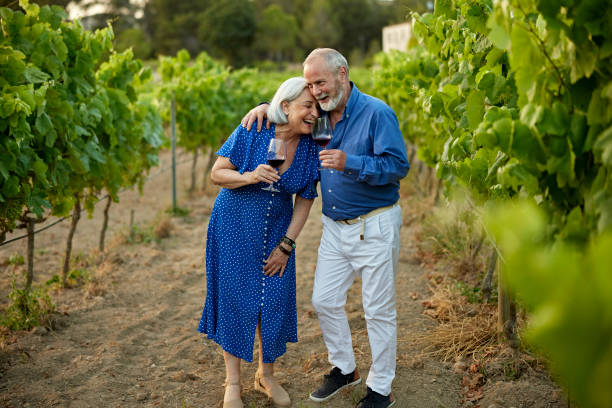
[198,77,320,408]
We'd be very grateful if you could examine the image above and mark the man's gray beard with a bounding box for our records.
[319,87,344,112]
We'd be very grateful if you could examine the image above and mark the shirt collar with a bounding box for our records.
[343,81,360,120]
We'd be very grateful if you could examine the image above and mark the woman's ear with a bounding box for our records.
[281,101,290,116]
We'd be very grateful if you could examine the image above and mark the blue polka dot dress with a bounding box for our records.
[198,121,319,363]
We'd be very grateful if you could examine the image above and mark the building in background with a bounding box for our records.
[382,21,412,52]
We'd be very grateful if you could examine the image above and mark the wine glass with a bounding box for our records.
[262,138,286,192]
[312,116,332,171]
[312,116,332,149]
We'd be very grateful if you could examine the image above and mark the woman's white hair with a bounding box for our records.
[267,77,309,125]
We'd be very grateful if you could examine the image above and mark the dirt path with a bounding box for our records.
[0,151,462,407]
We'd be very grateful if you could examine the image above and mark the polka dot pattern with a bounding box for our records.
[198,122,319,363]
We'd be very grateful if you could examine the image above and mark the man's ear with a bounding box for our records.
[338,66,348,82]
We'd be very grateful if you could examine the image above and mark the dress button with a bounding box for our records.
[333,206,336,210]
[328,189,332,193]
[330,171,334,174]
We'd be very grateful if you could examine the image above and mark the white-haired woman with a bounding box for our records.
[198,77,320,408]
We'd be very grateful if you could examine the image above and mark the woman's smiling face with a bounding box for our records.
[283,88,319,135]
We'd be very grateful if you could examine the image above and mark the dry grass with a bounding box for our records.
[416,280,498,362]
[153,216,173,239]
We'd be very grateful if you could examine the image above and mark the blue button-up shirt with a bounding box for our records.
[320,83,410,221]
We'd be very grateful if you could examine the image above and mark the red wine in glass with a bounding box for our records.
[313,134,332,148]
[262,138,286,192]
[312,117,332,149]
[267,159,285,168]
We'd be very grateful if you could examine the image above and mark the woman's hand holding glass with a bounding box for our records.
[262,139,287,192]
[247,164,280,185]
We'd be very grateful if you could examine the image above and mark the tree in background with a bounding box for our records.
[300,0,340,52]
[328,0,390,62]
[114,27,153,60]
[24,0,431,65]
[143,0,210,56]
[198,0,256,67]
[253,4,299,67]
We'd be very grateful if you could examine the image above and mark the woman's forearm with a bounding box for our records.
[284,196,314,241]
[211,168,254,189]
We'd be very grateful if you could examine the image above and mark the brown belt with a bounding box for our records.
[337,204,396,240]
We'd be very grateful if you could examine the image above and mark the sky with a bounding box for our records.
[66,0,145,19]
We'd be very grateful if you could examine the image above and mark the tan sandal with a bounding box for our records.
[254,371,291,407]
[223,381,243,408]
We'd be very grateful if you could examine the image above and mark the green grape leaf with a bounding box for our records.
[493,117,513,152]
[569,113,588,154]
[1,175,20,198]
[34,111,57,146]
[23,66,50,84]
[513,121,545,164]
[466,89,485,131]
[593,126,612,167]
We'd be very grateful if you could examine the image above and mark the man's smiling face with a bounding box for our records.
[303,56,344,112]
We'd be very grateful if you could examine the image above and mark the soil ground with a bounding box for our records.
[0,150,566,407]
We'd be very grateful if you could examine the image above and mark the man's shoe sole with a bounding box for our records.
[308,377,362,402]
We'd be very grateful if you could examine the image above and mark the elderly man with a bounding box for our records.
[243,48,409,408]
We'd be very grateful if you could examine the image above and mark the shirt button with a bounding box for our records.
[330,170,334,174]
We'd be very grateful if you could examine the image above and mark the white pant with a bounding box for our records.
[312,205,401,396]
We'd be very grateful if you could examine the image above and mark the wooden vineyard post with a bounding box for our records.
[19,214,44,291]
[171,96,177,212]
[129,209,135,241]
[497,260,518,348]
[189,148,198,193]
[62,196,81,287]
[202,147,216,191]
[99,196,112,254]
[25,216,35,290]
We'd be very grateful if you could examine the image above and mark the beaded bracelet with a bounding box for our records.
[277,244,292,256]
[280,236,296,249]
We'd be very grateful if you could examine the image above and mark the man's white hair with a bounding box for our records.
[303,48,349,77]
[267,77,309,124]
